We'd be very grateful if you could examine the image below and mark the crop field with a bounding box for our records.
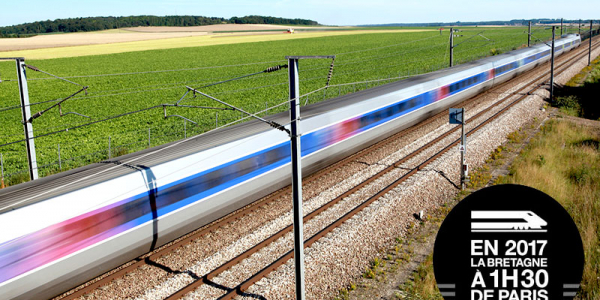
[0,24,353,53]
[0,29,432,59]
[0,26,567,184]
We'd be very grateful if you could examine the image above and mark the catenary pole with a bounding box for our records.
[590,20,593,66]
[284,55,334,300]
[288,57,305,300]
[58,144,62,171]
[561,18,563,36]
[550,26,556,102]
[528,21,532,47]
[16,58,38,180]
[449,27,454,67]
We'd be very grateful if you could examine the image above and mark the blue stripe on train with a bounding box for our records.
[90,38,578,233]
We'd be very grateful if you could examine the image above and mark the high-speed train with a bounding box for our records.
[471,211,548,231]
[0,34,581,299]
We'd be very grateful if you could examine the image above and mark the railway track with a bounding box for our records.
[57,37,599,300]
[180,40,600,300]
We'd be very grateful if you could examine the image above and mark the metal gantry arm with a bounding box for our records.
[169,63,290,125]
[162,103,233,125]
[186,87,290,134]
[529,27,555,48]
[22,64,90,123]
[27,87,89,123]
[449,28,483,67]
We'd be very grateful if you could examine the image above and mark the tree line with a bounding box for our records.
[0,15,319,37]
[363,19,598,27]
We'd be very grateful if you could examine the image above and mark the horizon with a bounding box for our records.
[1,0,598,27]
[1,15,596,30]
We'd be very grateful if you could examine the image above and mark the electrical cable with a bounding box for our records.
[25,64,87,88]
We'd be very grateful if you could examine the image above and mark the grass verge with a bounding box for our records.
[553,56,600,120]
[496,119,600,299]
[389,53,600,300]
[392,118,599,300]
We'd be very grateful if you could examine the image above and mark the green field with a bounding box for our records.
[0,26,563,184]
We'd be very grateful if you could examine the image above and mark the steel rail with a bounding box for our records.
[206,41,598,300]
[58,84,449,300]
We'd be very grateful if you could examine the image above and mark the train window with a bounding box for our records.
[368,112,376,123]
[391,103,399,115]
[360,115,368,127]
[386,107,393,117]
[263,148,280,166]
[374,111,382,121]
[398,101,407,112]
[237,156,257,176]
[203,168,223,190]
[414,96,422,106]
[408,97,417,107]
[221,164,236,183]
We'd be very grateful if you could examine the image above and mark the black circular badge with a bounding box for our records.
[433,184,583,300]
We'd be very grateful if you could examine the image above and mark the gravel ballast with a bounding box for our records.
[67,43,599,300]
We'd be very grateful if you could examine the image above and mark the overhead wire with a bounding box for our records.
[25,64,87,88]
[0,34,441,83]
[0,35,447,114]
[2,43,456,139]
[0,66,415,148]
[333,34,442,56]
[0,65,294,113]
[1,59,288,82]
[0,64,292,145]
[0,29,533,151]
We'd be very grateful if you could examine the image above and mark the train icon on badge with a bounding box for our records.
[471,211,547,232]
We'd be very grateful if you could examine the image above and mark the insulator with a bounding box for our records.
[265,64,288,73]
[27,111,43,123]
[25,65,40,72]
[269,121,288,133]
[325,58,335,87]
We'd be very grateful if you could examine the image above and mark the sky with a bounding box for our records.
[0,0,598,27]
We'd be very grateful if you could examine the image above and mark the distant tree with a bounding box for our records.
[0,14,321,36]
